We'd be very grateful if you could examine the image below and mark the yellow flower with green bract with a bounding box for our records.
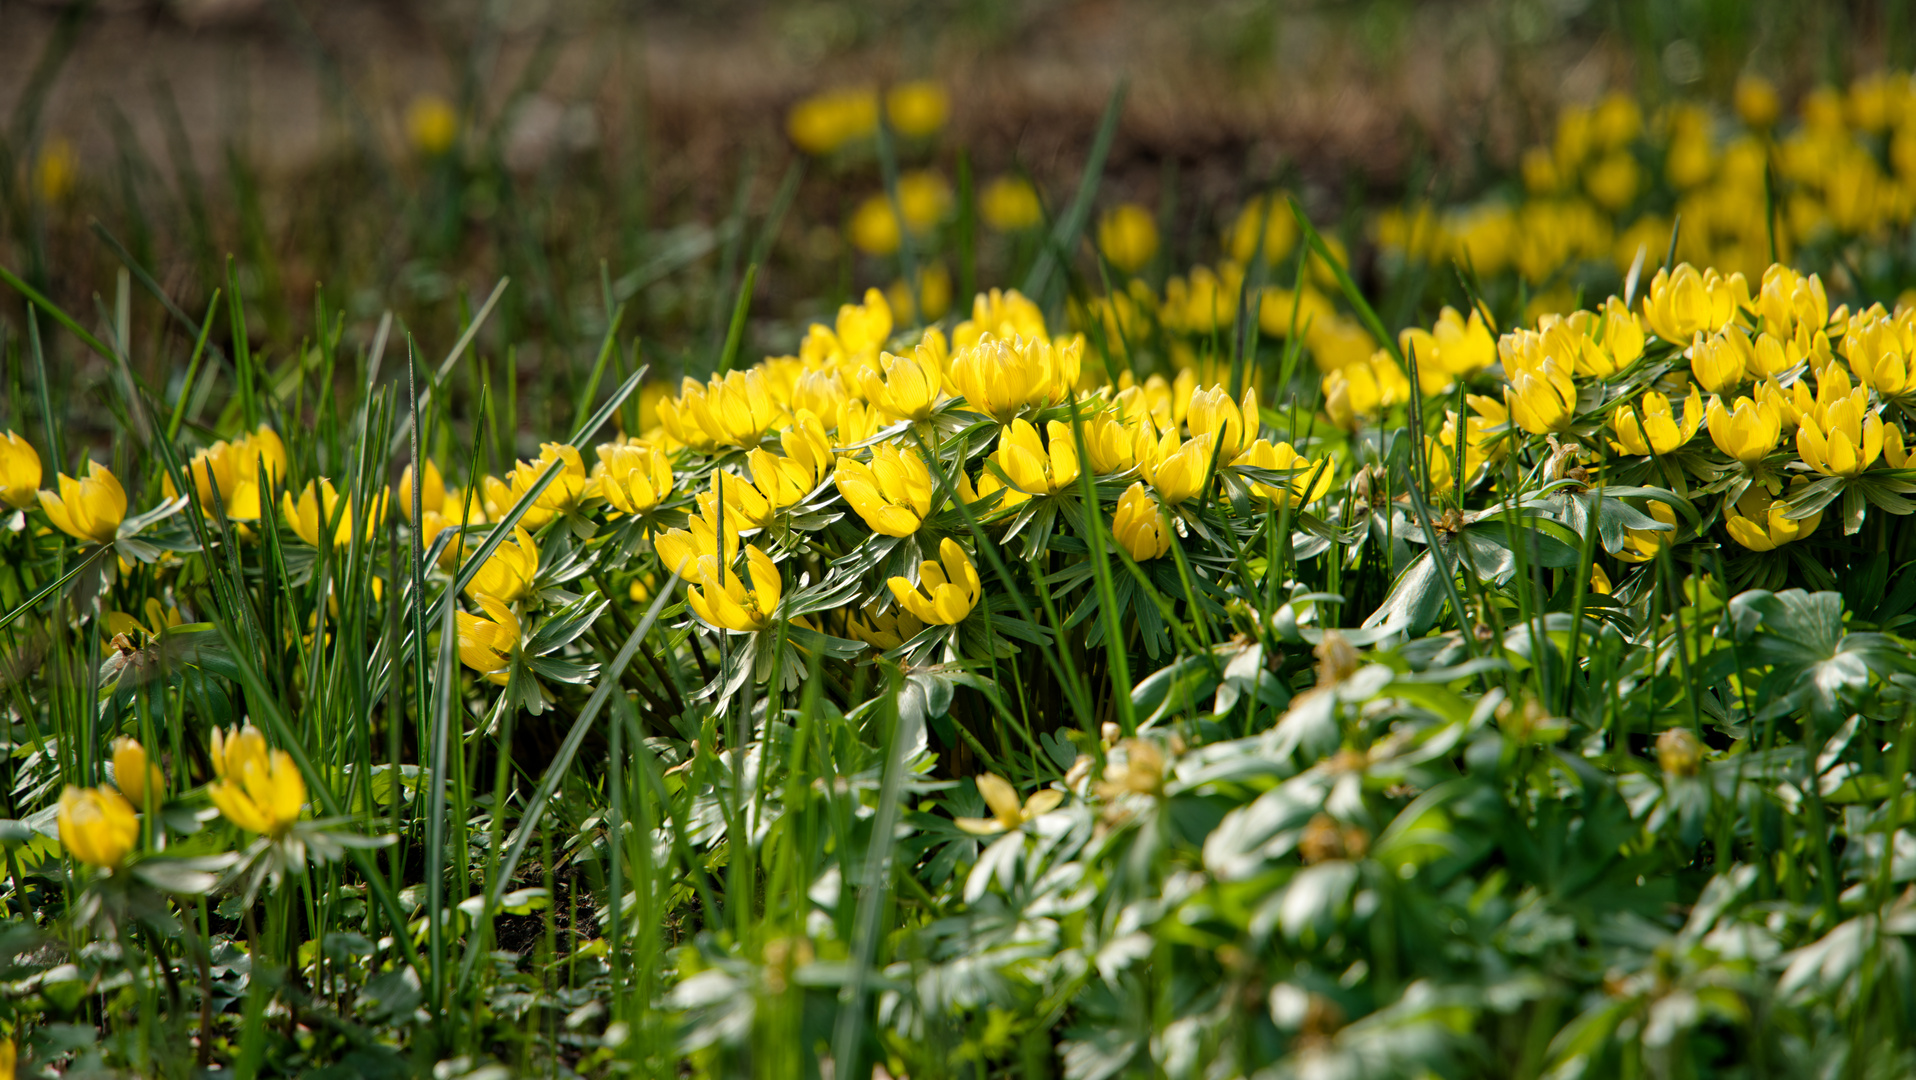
[888,538,980,626]
[206,726,306,838]
[41,460,127,545]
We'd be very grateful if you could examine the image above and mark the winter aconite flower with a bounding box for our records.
[835,442,935,537]
[111,737,164,811]
[687,545,782,634]
[58,786,138,870]
[1186,385,1261,460]
[862,342,949,422]
[1642,264,1748,345]
[1097,204,1159,274]
[888,538,980,626]
[1611,386,1703,456]
[467,527,540,605]
[979,176,1043,232]
[948,334,1080,422]
[0,431,41,509]
[1144,432,1217,507]
[399,459,446,521]
[596,442,674,515]
[206,726,306,838]
[1235,439,1335,508]
[989,419,1081,497]
[290,478,390,548]
[1706,395,1783,464]
[41,460,127,545]
[953,773,1062,835]
[457,595,519,684]
[1796,379,1884,478]
[1111,482,1172,561]
[169,425,287,520]
[1725,484,1821,551]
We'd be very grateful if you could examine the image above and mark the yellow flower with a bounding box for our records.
[1111,482,1172,561]
[596,441,674,515]
[33,137,78,204]
[1081,411,1155,475]
[166,425,287,520]
[1226,194,1299,265]
[835,442,935,537]
[1584,151,1641,211]
[885,80,949,138]
[888,262,953,324]
[1614,500,1681,563]
[1736,75,1781,129]
[406,94,459,157]
[948,334,1078,422]
[1797,381,1885,478]
[1611,385,1703,456]
[206,725,306,837]
[1843,312,1916,397]
[746,414,835,511]
[1399,306,1498,393]
[1097,203,1159,273]
[398,459,445,521]
[845,602,925,651]
[657,370,784,451]
[456,593,519,685]
[1687,330,1754,393]
[687,545,782,634]
[863,340,949,422]
[952,289,1051,351]
[888,538,981,626]
[1144,430,1216,507]
[1725,483,1822,552]
[467,526,540,605]
[1754,265,1830,339]
[652,492,741,576]
[1235,439,1334,508]
[1502,357,1577,435]
[1642,264,1749,345]
[1323,351,1410,430]
[786,87,879,154]
[505,443,598,525]
[979,176,1043,232]
[111,736,164,810]
[57,786,137,870]
[1185,384,1260,461]
[989,419,1081,497]
[953,773,1063,835]
[848,171,952,256]
[282,478,386,549]
[40,460,127,545]
[0,431,42,509]
[1706,395,1783,464]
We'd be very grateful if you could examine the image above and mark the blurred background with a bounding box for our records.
[1,0,1910,451]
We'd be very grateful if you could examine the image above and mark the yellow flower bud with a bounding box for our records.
[0,431,42,509]
[1611,384,1704,456]
[111,737,164,810]
[1111,482,1172,561]
[456,594,519,685]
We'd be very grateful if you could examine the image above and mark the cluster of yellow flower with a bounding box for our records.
[1377,73,1916,295]
[421,286,1333,679]
[56,728,306,873]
